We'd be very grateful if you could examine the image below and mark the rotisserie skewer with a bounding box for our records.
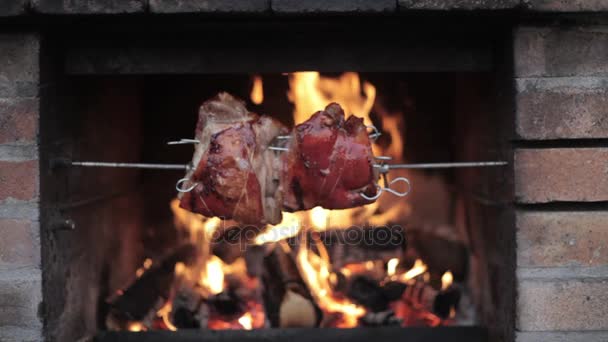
[64,160,507,171]
[55,92,508,225]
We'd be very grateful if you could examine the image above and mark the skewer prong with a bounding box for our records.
[167,139,200,145]
[374,161,508,173]
[69,161,188,170]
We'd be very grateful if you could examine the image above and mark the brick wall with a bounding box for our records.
[0,33,43,342]
[514,25,608,342]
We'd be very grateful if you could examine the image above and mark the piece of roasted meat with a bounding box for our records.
[281,103,379,211]
[178,93,288,225]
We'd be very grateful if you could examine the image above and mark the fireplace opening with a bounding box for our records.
[41,68,513,342]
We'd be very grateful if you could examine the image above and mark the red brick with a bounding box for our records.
[0,219,37,268]
[0,273,42,327]
[524,0,608,12]
[399,0,518,9]
[0,160,38,201]
[31,0,145,14]
[0,0,27,16]
[517,211,608,267]
[515,148,608,203]
[517,279,608,331]
[0,34,39,98]
[516,78,608,139]
[517,331,608,342]
[515,26,608,77]
[150,0,270,12]
[0,98,38,144]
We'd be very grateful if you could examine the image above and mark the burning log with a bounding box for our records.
[347,275,390,312]
[279,289,318,328]
[208,289,246,319]
[244,245,266,277]
[105,244,198,329]
[393,279,461,326]
[433,286,461,319]
[262,242,320,328]
[170,285,209,329]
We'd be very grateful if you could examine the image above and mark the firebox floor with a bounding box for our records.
[95,326,487,342]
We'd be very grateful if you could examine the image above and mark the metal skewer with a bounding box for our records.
[65,160,507,171]
[373,161,508,173]
[69,161,188,170]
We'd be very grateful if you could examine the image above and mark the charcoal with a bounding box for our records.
[381,281,407,301]
[171,287,207,329]
[106,244,198,324]
[346,275,389,312]
[360,310,402,326]
[208,290,245,319]
[433,287,461,319]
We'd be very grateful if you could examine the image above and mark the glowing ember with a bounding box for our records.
[250,75,264,105]
[127,322,145,332]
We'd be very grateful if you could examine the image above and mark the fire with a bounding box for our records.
[250,75,264,105]
[310,206,329,231]
[441,271,453,291]
[238,312,254,330]
[157,302,177,331]
[296,236,365,327]
[201,255,225,295]
[288,72,375,126]
[387,258,399,276]
[254,212,301,245]
[400,259,428,282]
[127,322,145,332]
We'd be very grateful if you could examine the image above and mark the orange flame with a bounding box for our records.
[400,259,428,282]
[254,212,301,245]
[387,258,399,277]
[441,271,453,291]
[157,302,177,331]
[127,322,145,332]
[250,75,264,105]
[238,312,254,330]
[201,255,225,295]
[296,236,365,327]
[288,72,375,126]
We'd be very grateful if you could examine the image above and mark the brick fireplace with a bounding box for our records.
[0,1,607,342]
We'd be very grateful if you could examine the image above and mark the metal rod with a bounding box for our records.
[67,160,507,171]
[70,161,188,170]
[375,161,508,170]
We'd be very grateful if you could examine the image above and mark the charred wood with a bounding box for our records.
[105,244,198,326]
[261,243,320,328]
[347,275,389,312]
[360,310,402,326]
[171,286,208,329]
